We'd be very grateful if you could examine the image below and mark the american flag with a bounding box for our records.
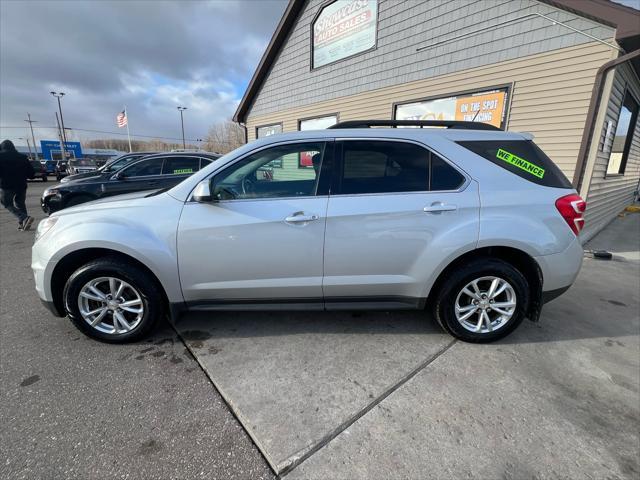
[116,109,128,128]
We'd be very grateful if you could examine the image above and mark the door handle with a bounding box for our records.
[285,212,319,223]
[423,202,457,214]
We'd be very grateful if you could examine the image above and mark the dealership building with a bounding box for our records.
[234,0,640,240]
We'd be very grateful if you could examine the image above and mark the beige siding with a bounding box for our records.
[247,41,613,177]
[248,0,614,117]
[582,63,640,241]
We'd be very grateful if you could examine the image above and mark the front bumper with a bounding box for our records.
[41,194,63,214]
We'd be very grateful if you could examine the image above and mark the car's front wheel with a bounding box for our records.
[63,258,164,343]
[433,258,529,343]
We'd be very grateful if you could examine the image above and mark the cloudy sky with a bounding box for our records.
[0,0,287,147]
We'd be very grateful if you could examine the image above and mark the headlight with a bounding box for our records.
[43,188,59,197]
[35,217,59,243]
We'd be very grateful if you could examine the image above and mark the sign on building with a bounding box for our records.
[395,87,510,129]
[40,140,83,161]
[312,0,378,69]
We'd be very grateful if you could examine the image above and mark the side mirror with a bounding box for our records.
[115,170,126,180]
[192,179,213,202]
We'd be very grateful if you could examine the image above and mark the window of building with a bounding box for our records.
[298,115,338,168]
[336,140,463,195]
[212,142,326,200]
[394,87,510,130]
[606,90,639,176]
[311,0,378,69]
[256,123,282,139]
[299,115,338,131]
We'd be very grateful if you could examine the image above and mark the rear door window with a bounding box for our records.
[162,156,200,175]
[457,140,572,188]
[336,141,465,194]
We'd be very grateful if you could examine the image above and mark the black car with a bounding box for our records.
[29,160,48,182]
[61,151,158,183]
[41,152,220,214]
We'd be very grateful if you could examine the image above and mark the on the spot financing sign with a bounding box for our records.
[395,89,509,129]
[313,0,377,68]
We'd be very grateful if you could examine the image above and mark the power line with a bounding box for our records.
[0,124,225,144]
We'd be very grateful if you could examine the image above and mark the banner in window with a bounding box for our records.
[395,88,509,129]
[313,0,377,68]
[298,115,337,167]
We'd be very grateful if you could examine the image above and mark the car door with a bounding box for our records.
[322,139,480,309]
[177,140,332,307]
[103,156,166,197]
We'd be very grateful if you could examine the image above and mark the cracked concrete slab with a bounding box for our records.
[175,310,452,472]
[288,256,640,479]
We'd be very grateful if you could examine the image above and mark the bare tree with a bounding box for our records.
[204,120,245,154]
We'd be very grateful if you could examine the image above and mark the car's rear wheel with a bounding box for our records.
[433,258,529,343]
[63,258,163,343]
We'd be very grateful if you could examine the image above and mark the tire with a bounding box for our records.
[63,257,164,343]
[64,194,94,208]
[433,258,529,343]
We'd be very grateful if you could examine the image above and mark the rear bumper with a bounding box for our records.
[534,235,584,294]
[542,285,571,304]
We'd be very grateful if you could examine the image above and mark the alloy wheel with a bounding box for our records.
[77,277,144,334]
[454,276,517,334]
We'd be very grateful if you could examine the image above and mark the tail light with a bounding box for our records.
[555,194,586,235]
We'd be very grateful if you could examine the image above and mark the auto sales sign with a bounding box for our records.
[313,0,377,68]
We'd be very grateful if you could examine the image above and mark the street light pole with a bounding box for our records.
[50,92,67,143]
[25,113,39,161]
[177,106,187,149]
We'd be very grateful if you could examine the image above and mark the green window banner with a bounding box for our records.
[496,148,545,179]
[173,168,193,174]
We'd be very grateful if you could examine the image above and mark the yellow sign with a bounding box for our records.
[455,92,506,128]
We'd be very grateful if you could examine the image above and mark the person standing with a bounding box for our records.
[0,139,35,231]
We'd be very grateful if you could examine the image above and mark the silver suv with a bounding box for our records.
[32,120,585,344]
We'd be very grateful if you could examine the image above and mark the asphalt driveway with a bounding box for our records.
[0,184,273,479]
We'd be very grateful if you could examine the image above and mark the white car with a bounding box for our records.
[32,120,585,344]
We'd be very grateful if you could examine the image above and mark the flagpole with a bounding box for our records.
[124,106,132,152]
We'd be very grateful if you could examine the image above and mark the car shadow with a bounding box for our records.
[169,299,638,345]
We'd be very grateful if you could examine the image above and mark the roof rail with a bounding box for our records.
[327,120,501,131]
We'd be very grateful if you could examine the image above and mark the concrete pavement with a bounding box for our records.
[179,212,640,479]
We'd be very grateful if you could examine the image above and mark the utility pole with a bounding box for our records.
[18,137,33,159]
[55,112,67,161]
[177,106,187,149]
[25,113,39,160]
[50,92,67,143]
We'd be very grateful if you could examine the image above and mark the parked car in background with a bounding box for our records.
[61,152,157,183]
[44,160,57,175]
[28,160,48,182]
[54,161,68,181]
[33,120,585,344]
[41,152,220,214]
[67,158,98,175]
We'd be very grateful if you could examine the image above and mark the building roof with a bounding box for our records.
[233,0,640,124]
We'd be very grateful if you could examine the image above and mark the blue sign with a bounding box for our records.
[40,140,83,161]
